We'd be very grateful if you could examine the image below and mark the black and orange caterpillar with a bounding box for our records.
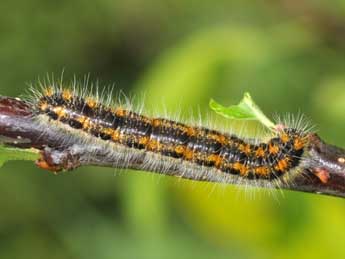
[34,87,308,182]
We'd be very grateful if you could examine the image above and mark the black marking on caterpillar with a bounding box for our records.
[28,85,311,186]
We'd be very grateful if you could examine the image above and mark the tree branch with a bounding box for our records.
[1,96,345,198]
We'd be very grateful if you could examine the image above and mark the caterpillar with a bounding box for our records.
[25,83,311,189]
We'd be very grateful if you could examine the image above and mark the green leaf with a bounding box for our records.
[209,92,275,130]
[0,145,39,168]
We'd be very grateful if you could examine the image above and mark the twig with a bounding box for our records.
[0,96,345,198]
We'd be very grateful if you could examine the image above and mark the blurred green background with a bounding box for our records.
[1,0,345,258]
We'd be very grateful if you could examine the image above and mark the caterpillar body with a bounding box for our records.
[27,84,310,188]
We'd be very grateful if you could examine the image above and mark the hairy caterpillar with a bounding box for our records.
[24,82,312,189]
